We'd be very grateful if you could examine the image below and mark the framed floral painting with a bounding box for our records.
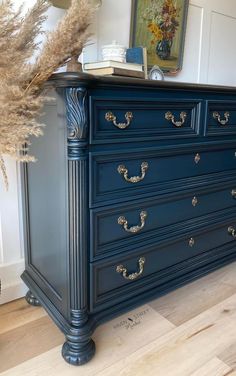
[130,0,189,73]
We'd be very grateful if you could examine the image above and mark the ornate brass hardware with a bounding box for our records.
[192,197,198,207]
[105,111,133,129]
[116,257,146,280]
[194,153,200,164]
[231,189,236,198]
[228,226,236,238]
[189,238,195,247]
[165,111,187,127]
[117,162,149,183]
[213,111,230,126]
[118,211,147,233]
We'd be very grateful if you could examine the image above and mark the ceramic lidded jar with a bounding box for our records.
[101,41,127,63]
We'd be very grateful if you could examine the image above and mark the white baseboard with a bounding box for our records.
[0,259,27,304]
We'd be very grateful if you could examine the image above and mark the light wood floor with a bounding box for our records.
[1,262,236,376]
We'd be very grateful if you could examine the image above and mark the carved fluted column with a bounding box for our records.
[62,87,95,365]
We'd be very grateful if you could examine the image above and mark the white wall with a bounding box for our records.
[85,0,236,86]
[1,0,236,303]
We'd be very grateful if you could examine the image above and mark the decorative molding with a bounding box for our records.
[71,308,88,327]
[66,88,88,141]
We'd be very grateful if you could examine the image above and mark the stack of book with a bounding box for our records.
[83,60,144,79]
[83,47,148,79]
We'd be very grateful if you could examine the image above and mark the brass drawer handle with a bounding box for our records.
[105,111,133,129]
[116,257,145,281]
[228,226,236,238]
[213,111,230,126]
[117,162,149,183]
[118,211,147,233]
[231,189,236,198]
[165,111,187,127]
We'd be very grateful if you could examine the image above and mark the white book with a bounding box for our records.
[83,60,143,72]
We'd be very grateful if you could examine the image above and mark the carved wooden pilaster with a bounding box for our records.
[62,87,95,365]
[65,87,89,328]
[68,157,89,328]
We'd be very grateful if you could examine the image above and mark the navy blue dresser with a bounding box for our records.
[21,73,236,365]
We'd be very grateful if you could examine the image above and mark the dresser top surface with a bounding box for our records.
[48,72,236,94]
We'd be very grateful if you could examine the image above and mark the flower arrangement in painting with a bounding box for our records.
[0,0,96,188]
[143,0,180,60]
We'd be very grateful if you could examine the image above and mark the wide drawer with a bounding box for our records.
[90,147,236,206]
[90,185,236,258]
[90,97,201,144]
[206,100,236,136]
[90,221,236,312]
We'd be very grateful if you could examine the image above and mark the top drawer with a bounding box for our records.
[207,100,236,136]
[90,97,202,144]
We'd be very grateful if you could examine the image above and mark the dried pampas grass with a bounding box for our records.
[0,0,96,188]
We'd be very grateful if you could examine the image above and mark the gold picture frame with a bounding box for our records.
[130,0,189,73]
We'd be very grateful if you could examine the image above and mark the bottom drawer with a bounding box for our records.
[90,222,236,312]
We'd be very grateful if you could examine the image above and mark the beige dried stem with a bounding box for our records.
[0,0,95,189]
[0,0,50,188]
[25,0,95,92]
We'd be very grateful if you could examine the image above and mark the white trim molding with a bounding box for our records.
[0,259,27,304]
[0,211,4,264]
[0,158,26,304]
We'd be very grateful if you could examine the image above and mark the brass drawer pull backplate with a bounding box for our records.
[116,257,146,281]
[231,189,236,198]
[194,153,201,164]
[192,196,198,207]
[117,162,149,183]
[228,226,236,238]
[213,111,230,126]
[118,211,147,233]
[105,111,133,129]
[189,238,195,247]
[165,111,187,127]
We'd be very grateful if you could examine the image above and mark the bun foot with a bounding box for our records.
[25,290,41,306]
[62,338,95,366]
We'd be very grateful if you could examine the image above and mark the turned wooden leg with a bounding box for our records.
[62,335,95,366]
[25,290,41,306]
